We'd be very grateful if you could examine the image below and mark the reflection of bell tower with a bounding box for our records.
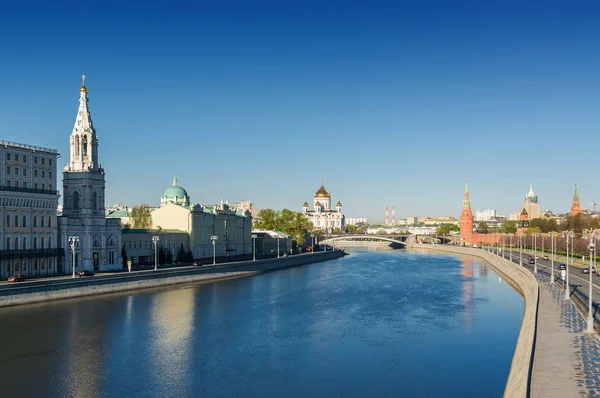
[459,181,474,245]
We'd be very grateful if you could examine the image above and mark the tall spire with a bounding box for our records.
[462,180,471,210]
[459,180,474,245]
[66,75,100,172]
[570,183,582,216]
[528,184,534,197]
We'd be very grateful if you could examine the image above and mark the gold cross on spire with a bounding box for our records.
[81,74,86,85]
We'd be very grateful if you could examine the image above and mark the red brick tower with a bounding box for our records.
[570,183,582,216]
[460,181,474,245]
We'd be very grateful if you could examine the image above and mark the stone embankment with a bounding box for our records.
[0,251,345,308]
[412,245,538,398]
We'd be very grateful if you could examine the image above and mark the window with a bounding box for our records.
[49,159,52,166]
[14,168,18,176]
[34,169,38,177]
[6,166,10,174]
[41,217,44,227]
[42,158,45,165]
[6,181,9,187]
[22,182,26,188]
[48,236,52,249]
[14,181,18,188]
[73,191,80,210]
[14,215,18,227]
[22,216,26,227]
[41,184,45,190]
[41,170,45,178]
[22,238,26,250]
[34,183,37,190]
[49,171,52,178]
[41,237,45,249]
[48,216,51,227]
[6,153,10,160]
[23,168,26,176]
[33,237,37,249]
[14,154,18,161]
[23,155,26,162]
[49,184,52,191]
[5,215,9,227]
[6,237,10,250]
[14,238,18,250]
[34,157,38,164]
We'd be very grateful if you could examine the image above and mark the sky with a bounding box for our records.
[1,1,599,223]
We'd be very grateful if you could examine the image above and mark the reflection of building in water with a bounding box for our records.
[459,256,474,332]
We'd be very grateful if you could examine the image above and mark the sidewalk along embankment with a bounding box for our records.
[411,245,539,398]
[0,251,345,308]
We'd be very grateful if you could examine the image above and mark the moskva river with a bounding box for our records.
[0,250,523,397]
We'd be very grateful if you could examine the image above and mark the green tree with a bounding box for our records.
[502,220,517,234]
[255,208,314,245]
[176,243,186,263]
[159,246,166,265]
[166,248,173,264]
[130,204,153,229]
[346,224,366,234]
[436,224,459,235]
[476,222,489,233]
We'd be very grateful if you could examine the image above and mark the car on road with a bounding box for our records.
[543,255,549,260]
[192,262,201,267]
[558,263,567,270]
[582,267,597,274]
[529,258,535,264]
[8,274,26,282]
[77,270,95,277]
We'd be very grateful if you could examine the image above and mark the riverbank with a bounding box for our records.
[0,250,345,308]
[412,245,538,398]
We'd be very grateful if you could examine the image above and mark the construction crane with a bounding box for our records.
[589,202,600,214]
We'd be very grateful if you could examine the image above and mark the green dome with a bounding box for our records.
[163,177,188,199]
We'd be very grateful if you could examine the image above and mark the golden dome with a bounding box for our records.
[315,201,321,207]
[336,201,342,207]
[314,183,331,198]
[303,201,309,207]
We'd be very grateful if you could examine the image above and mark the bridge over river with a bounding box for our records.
[321,234,454,248]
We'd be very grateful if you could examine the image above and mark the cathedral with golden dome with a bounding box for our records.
[302,183,345,232]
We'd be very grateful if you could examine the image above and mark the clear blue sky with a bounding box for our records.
[1,1,599,222]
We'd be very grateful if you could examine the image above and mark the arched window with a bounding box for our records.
[75,135,80,157]
[41,237,45,249]
[33,216,37,227]
[82,135,88,157]
[48,216,52,228]
[92,192,97,210]
[73,191,80,210]
[22,216,26,227]
[33,237,37,249]
[6,237,10,250]
[14,215,18,227]
[6,215,9,227]
[22,238,26,250]
[14,238,18,250]
[48,236,52,249]
[41,217,44,228]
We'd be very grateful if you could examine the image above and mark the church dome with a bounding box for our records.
[303,201,309,207]
[314,183,331,198]
[315,201,321,207]
[163,177,188,199]
[336,201,342,207]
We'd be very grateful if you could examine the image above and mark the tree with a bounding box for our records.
[502,221,517,234]
[121,245,127,268]
[255,208,314,245]
[436,224,459,235]
[346,224,366,234]
[176,243,186,263]
[159,246,166,265]
[166,248,173,264]
[476,222,489,234]
[130,204,153,229]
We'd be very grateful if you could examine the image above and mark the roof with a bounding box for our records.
[163,177,188,199]
[314,183,331,198]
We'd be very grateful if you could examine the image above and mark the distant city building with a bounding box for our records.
[418,216,458,225]
[508,211,521,221]
[346,217,368,226]
[58,77,122,273]
[150,178,252,260]
[233,200,259,223]
[302,183,345,232]
[406,216,418,225]
[523,185,540,219]
[475,209,496,222]
[570,183,582,217]
[0,140,61,279]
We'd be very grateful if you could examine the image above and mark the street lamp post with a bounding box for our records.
[211,236,218,265]
[152,236,159,270]
[563,230,575,300]
[277,236,280,258]
[583,229,600,332]
[251,234,257,261]
[532,232,539,273]
[69,235,79,278]
[549,231,558,283]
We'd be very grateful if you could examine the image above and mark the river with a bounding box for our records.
[0,249,523,397]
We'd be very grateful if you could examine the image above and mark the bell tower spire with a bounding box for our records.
[570,183,582,216]
[66,74,100,172]
[460,180,474,245]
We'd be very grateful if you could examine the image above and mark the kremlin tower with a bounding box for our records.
[570,183,582,217]
[459,181,474,245]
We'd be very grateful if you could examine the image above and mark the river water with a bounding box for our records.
[0,250,523,397]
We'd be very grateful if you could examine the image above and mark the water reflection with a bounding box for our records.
[460,256,474,332]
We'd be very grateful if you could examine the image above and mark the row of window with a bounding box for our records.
[4,181,53,190]
[5,236,53,250]
[5,153,52,165]
[4,259,53,276]
[5,167,53,179]
[1,196,55,208]
[4,215,53,228]
[126,240,182,250]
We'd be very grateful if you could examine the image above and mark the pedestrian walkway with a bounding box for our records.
[531,273,600,397]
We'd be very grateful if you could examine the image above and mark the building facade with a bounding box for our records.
[58,77,122,273]
[121,229,189,265]
[150,178,253,260]
[302,183,345,232]
[346,217,368,226]
[523,185,540,219]
[0,141,61,279]
[475,209,496,222]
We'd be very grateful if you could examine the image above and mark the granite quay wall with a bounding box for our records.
[411,245,539,398]
[0,250,345,308]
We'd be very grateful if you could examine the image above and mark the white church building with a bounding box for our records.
[302,183,345,232]
[58,76,122,273]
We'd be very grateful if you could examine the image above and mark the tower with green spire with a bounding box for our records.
[570,183,582,216]
[460,181,474,245]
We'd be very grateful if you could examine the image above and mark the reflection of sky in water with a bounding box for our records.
[0,251,524,397]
